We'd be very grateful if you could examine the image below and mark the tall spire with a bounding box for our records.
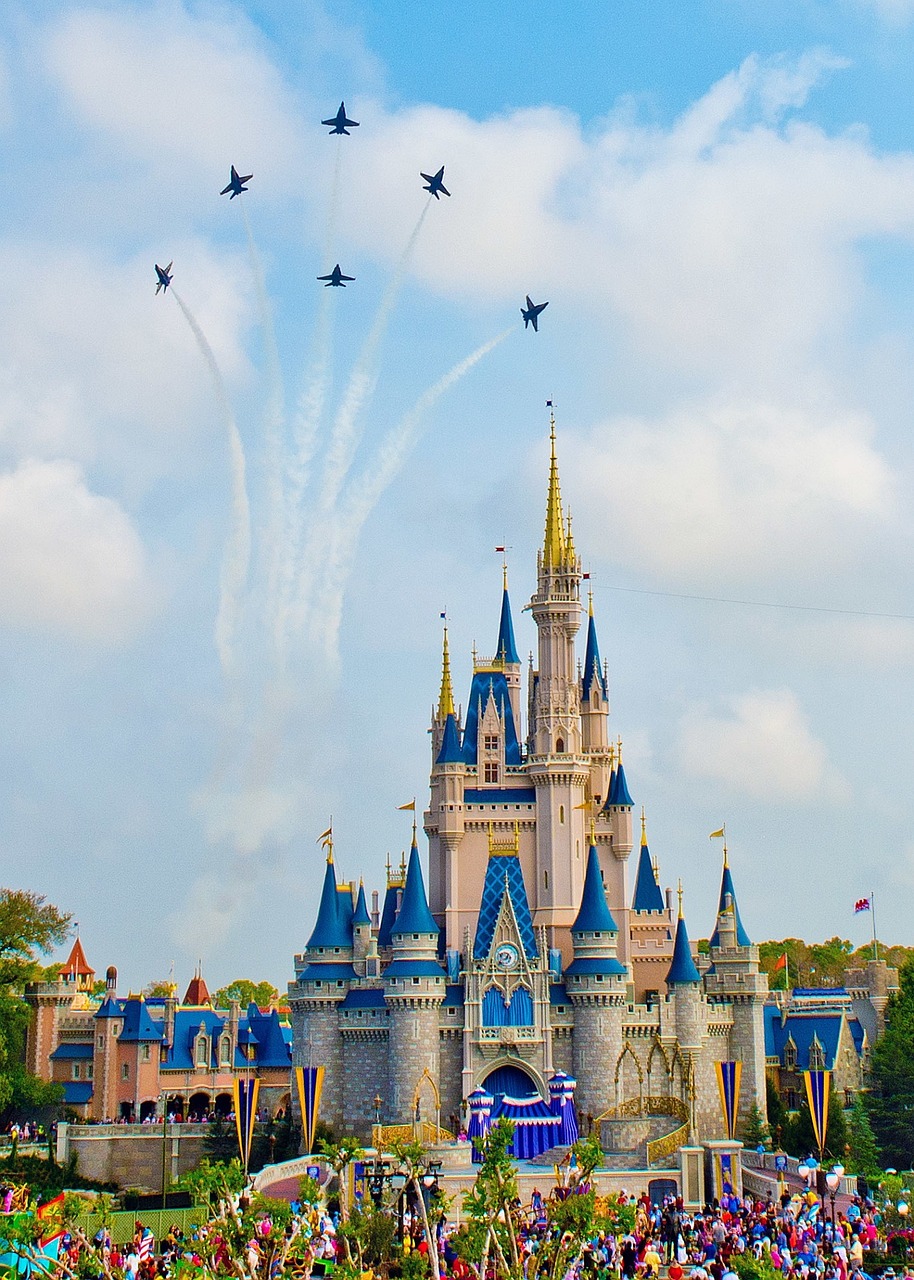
[496,570,520,665]
[306,853,350,950]
[437,624,455,719]
[582,590,607,700]
[709,857,752,948]
[573,844,618,933]
[666,887,701,985]
[542,409,566,570]
[392,837,439,938]
[632,812,664,912]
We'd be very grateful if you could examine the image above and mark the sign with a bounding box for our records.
[307,1165,321,1181]
[775,1154,788,1172]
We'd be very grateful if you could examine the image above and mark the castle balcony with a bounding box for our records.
[477,1024,540,1059]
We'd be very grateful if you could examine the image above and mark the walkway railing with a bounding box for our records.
[596,1095,690,1124]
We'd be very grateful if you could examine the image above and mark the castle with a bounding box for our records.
[288,416,772,1153]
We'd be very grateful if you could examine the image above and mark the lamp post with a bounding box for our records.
[373,1093,383,1150]
[825,1168,842,1244]
[390,1171,407,1243]
[159,1091,168,1209]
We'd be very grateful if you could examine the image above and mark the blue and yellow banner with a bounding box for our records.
[715,1060,742,1140]
[233,1077,260,1170]
[295,1065,325,1154]
[804,1069,831,1157]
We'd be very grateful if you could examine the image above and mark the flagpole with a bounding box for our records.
[871,891,878,962]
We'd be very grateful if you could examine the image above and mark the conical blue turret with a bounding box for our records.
[392,837,439,938]
[573,845,618,933]
[709,861,751,948]
[666,911,701,985]
[632,831,664,913]
[582,601,608,701]
[353,881,371,927]
[306,856,351,950]
[608,759,633,807]
[496,580,519,665]
[435,712,462,764]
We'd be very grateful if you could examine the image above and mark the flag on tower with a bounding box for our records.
[774,953,788,971]
[855,898,871,914]
[398,800,416,811]
[709,828,725,839]
[317,826,332,846]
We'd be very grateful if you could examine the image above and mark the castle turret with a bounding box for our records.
[581,593,610,758]
[353,880,372,965]
[600,740,634,967]
[288,844,354,1133]
[428,620,468,946]
[528,413,587,951]
[384,831,445,1124]
[666,889,702,1048]
[496,567,522,732]
[704,848,769,1130]
[566,842,627,1118]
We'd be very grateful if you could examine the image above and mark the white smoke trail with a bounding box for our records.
[172,290,251,675]
[239,201,286,620]
[290,201,434,641]
[311,326,515,662]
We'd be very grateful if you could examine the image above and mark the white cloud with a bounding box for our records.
[44,5,304,196]
[677,688,844,801]
[565,398,895,587]
[0,458,151,641]
[851,0,914,25]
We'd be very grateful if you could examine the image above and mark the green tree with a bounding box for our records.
[739,1102,771,1150]
[845,1093,881,1175]
[316,1134,364,1224]
[868,957,914,1168]
[143,978,176,998]
[388,1138,442,1280]
[461,1119,522,1280]
[213,979,279,1009]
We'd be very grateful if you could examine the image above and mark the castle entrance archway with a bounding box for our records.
[482,1063,539,1103]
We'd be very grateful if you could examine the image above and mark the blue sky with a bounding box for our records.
[2,0,914,992]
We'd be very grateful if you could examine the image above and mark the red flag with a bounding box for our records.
[774,953,788,971]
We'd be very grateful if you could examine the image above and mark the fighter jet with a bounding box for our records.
[521,296,548,331]
[154,262,173,295]
[220,165,253,198]
[317,264,355,287]
[322,102,359,135]
[421,166,450,199]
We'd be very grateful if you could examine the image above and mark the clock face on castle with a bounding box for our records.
[495,943,519,971]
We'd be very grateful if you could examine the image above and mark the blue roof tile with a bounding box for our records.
[435,712,463,764]
[353,882,371,927]
[462,671,521,766]
[464,788,536,805]
[306,857,351,950]
[496,586,520,665]
[377,882,402,948]
[340,988,387,1009]
[384,959,445,978]
[581,605,608,701]
[565,956,627,976]
[63,1081,93,1104]
[119,997,164,1042]
[392,842,440,938]
[473,853,538,961]
[50,1043,94,1060]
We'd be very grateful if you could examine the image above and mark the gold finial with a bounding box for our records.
[608,742,616,768]
[386,852,391,880]
[566,508,576,567]
[588,586,594,617]
[617,736,623,762]
[317,821,334,864]
[641,807,647,846]
[589,817,597,845]
[543,410,566,569]
[438,623,455,719]
[677,879,684,919]
[412,814,418,844]
[723,840,729,868]
[503,560,508,591]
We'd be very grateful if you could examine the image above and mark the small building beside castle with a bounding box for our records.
[288,418,774,1155]
[25,949,292,1122]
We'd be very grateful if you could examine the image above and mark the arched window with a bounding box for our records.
[195,1034,209,1068]
[219,1036,232,1066]
[482,986,507,1027]
[559,805,565,824]
[784,1039,797,1070]
[507,986,534,1027]
[556,737,565,754]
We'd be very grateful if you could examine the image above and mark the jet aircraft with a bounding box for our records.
[155,262,173,295]
[521,296,548,331]
[317,264,355,287]
[322,102,359,135]
[220,165,253,198]
[421,166,450,199]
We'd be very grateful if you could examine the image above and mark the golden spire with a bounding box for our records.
[542,409,566,570]
[677,879,684,919]
[641,806,647,846]
[588,587,594,617]
[566,508,576,567]
[438,624,455,719]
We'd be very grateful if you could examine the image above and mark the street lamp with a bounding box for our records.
[390,1171,408,1242]
[826,1168,842,1242]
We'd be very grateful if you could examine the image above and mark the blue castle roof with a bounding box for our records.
[474,853,538,961]
[377,881,401,948]
[353,882,371,927]
[581,606,608,701]
[306,857,352,950]
[607,760,633,807]
[565,955,627,976]
[632,840,665,913]
[573,845,618,933]
[462,671,522,765]
[119,996,164,1042]
[392,842,439,938]
[666,913,701,985]
[496,585,520,665]
[436,712,462,764]
[709,862,752,947]
[763,1007,860,1070]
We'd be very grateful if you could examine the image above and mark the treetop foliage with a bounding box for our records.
[0,889,71,991]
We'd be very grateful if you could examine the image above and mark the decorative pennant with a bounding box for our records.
[804,1069,831,1156]
[715,1060,742,1140]
[295,1065,325,1154]
[233,1077,261,1169]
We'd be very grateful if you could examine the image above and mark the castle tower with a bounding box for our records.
[666,890,703,1131]
[527,414,587,951]
[428,621,468,947]
[496,566,522,732]
[385,831,445,1124]
[24,937,93,1079]
[353,881,372,966]
[703,848,769,1128]
[600,742,635,966]
[567,842,627,1119]
[288,845,354,1132]
[629,812,674,1002]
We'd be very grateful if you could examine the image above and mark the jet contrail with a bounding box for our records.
[311,325,515,662]
[172,289,251,675]
[240,201,286,621]
[292,199,434,638]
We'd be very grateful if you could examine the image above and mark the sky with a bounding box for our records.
[3,0,914,993]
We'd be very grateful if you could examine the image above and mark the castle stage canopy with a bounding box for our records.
[491,1094,561,1160]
